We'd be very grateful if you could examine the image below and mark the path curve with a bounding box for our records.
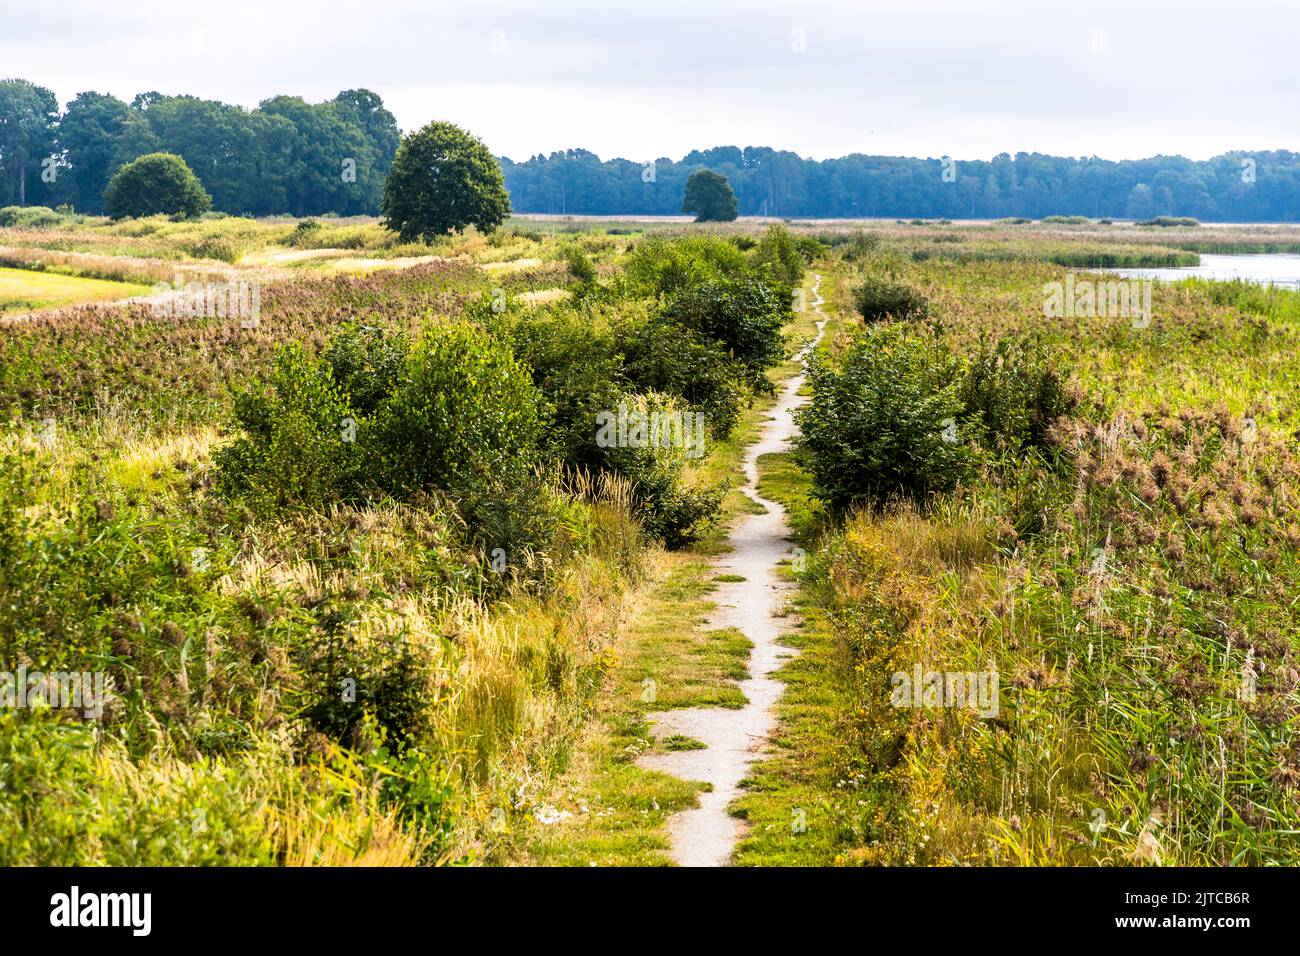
[636,274,829,866]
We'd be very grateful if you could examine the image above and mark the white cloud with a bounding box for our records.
[2,0,1296,162]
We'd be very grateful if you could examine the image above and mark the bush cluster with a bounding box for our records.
[797,324,1074,511]
[852,275,931,323]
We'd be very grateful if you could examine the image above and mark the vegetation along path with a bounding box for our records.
[635,274,828,866]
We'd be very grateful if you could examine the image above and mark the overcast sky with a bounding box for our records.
[3,0,1297,164]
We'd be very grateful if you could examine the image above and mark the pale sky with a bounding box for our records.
[3,0,1297,164]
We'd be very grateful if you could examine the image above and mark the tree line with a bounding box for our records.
[501,147,1300,222]
[5,76,1299,222]
[0,79,400,216]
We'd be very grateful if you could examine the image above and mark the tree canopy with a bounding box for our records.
[0,81,400,216]
[0,79,58,207]
[381,121,511,240]
[7,76,1300,222]
[682,169,738,222]
[103,152,212,219]
[500,147,1300,222]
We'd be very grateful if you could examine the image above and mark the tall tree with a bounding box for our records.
[381,121,510,240]
[58,91,130,213]
[260,96,369,216]
[0,79,58,206]
[110,112,163,172]
[332,89,401,214]
[682,169,738,222]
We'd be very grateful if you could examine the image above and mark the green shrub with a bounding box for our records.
[960,335,1073,451]
[298,608,443,748]
[796,325,974,509]
[103,152,212,220]
[371,322,543,502]
[503,306,623,471]
[751,224,806,286]
[322,323,409,416]
[563,244,598,284]
[852,275,930,323]
[219,322,543,529]
[0,714,97,865]
[598,391,723,548]
[0,205,66,228]
[290,218,324,247]
[187,235,241,263]
[618,312,748,438]
[662,274,789,388]
[622,235,748,297]
[217,344,361,511]
[840,229,883,261]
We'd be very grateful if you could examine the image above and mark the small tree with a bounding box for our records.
[682,169,738,223]
[102,152,211,219]
[381,121,510,241]
[796,325,974,510]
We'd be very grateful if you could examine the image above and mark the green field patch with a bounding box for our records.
[0,266,152,314]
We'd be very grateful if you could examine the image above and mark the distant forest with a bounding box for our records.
[4,79,1300,222]
[501,147,1300,222]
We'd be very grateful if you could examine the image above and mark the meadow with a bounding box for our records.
[1,210,1297,866]
[0,209,808,863]
[731,225,1300,867]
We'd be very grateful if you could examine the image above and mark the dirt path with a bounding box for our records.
[636,274,828,866]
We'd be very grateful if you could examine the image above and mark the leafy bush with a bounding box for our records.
[298,611,443,748]
[219,322,545,555]
[322,323,409,417]
[852,275,930,323]
[103,152,212,219]
[563,244,598,284]
[841,229,883,260]
[796,325,974,509]
[217,344,361,510]
[0,205,66,228]
[187,235,241,263]
[751,224,806,286]
[662,274,789,388]
[0,714,96,866]
[622,235,748,297]
[960,335,1074,451]
[290,218,323,246]
[371,322,542,501]
[503,306,623,470]
[598,391,723,548]
[618,312,748,438]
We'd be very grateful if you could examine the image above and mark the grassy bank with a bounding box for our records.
[732,240,1300,867]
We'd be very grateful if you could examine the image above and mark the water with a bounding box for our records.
[1110,253,1300,289]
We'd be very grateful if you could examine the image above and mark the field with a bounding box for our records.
[1,210,1298,866]
[0,266,152,315]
